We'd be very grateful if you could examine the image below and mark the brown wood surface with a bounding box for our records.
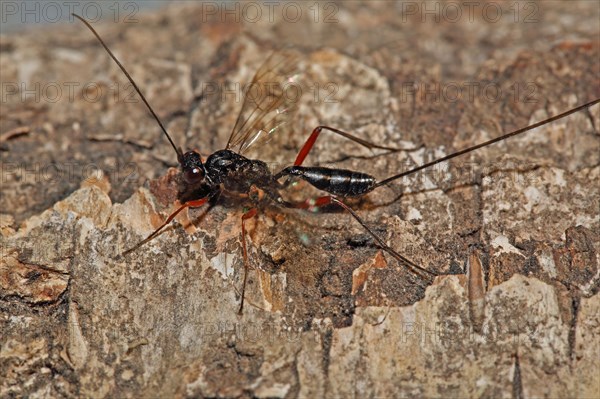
[1,2,599,397]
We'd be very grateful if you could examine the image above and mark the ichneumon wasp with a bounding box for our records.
[73,14,600,314]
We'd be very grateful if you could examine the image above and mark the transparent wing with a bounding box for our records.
[226,49,302,155]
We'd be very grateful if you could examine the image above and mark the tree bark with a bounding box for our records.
[1,2,599,397]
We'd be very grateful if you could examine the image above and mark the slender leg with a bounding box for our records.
[294,125,412,167]
[286,195,436,279]
[292,196,335,212]
[239,208,258,314]
[121,198,208,256]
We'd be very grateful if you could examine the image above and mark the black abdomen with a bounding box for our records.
[281,166,376,197]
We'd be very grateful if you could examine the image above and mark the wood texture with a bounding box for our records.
[1,2,599,397]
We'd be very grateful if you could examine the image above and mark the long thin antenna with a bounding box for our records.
[72,13,183,160]
[375,98,600,188]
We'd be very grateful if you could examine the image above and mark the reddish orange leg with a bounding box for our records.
[294,125,407,167]
[293,196,334,212]
[238,207,258,314]
[289,195,436,280]
[121,198,208,256]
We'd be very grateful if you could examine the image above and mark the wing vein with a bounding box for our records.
[225,49,302,155]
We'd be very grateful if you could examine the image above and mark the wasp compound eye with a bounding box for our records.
[181,151,205,184]
[184,167,204,184]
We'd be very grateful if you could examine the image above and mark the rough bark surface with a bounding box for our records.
[1,2,599,398]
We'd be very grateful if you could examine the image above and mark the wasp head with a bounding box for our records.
[180,150,206,185]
